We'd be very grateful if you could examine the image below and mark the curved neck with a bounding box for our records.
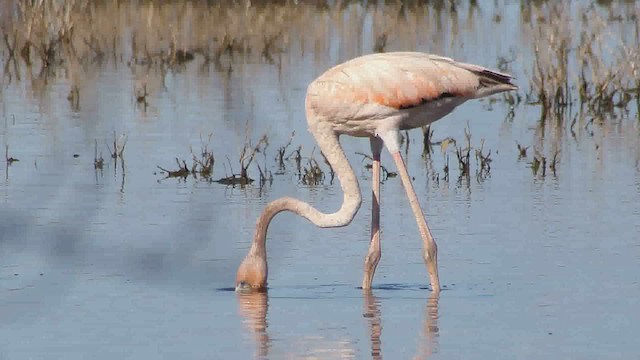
[249,125,362,257]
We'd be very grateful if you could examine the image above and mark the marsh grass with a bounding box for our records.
[421,125,434,157]
[135,85,149,110]
[475,139,492,176]
[157,159,190,180]
[528,149,560,178]
[5,144,19,165]
[292,146,328,186]
[0,1,496,91]
[157,134,215,181]
[516,143,529,160]
[211,134,268,187]
[2,0,639,182]
[355,152,397,182]
[106,132,127,160]
[275,132,295,173]
[191,134,215,179]
[525,2,639,121]
[94,139,104,170]
[440,126,496,184]
[515,1,640,178]
[3,1,637,121]
[238,135,269,182]
[301,156,325,186]
[106,132,128,190]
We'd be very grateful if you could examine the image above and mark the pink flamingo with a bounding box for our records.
[236,52,517,293]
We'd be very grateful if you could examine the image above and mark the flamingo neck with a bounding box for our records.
[247,125,362,259]
[249,198,289,257]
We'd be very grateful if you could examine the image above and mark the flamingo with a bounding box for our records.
[235,52,517,293]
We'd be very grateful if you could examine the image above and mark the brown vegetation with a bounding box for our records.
[1,0,638,183]
[157,134,216,181]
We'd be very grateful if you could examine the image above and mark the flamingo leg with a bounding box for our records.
[362,137,383,289]
[390,151,441,293]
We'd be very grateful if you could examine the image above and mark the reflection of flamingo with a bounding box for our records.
[363,290,440,359]
[415,293,440,358]
[237,292,270,358]
[236,52,517,292]
[363,291,383,360]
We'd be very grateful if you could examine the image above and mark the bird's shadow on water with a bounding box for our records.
[219,282,452,294]
[224,284,441,359]
[367,282,453,292]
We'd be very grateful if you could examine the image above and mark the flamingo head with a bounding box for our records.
[235,254,268,292]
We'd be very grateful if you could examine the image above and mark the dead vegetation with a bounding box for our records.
[475,139,492,178]
[5,144,19,165]
[275,131,297,174]
[527,149,560,178]
[421,125,434,157]
[516,1,639,178]
[94,139,104,170]
[193,135,215,179]
[214,135,268,187]
[105,132,126,160]
[451,127,493,184]
[301,154,325,186]
[524,2,639,121]
[157,134,216,181]
[0,1,511,109]
[454,128,472,178]
[516,143,529,160]
[0,1,304,75]
[1,1,638,184]
[271,131,333,186]
[154,133,329,188]
[355,152,397,182]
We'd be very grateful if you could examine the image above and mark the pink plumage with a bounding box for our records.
[237,52,517,293]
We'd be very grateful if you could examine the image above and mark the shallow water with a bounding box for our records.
[1,1,640,359]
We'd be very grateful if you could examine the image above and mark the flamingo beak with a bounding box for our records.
[235,281,252,292]
[427,260,440,293]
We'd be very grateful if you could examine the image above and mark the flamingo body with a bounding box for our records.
[306,52,515,140]
[236,52,517,293]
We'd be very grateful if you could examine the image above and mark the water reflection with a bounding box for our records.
[414,293,440,359]
[1,0,640,358]
[363,291,382,359]
[237,291,270,359]
[237,290,440,359]
[2,0,638,184]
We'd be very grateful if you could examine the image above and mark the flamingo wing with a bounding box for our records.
[309,52,516,110]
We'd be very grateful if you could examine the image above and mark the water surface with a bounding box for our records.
[1,1,639,359]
